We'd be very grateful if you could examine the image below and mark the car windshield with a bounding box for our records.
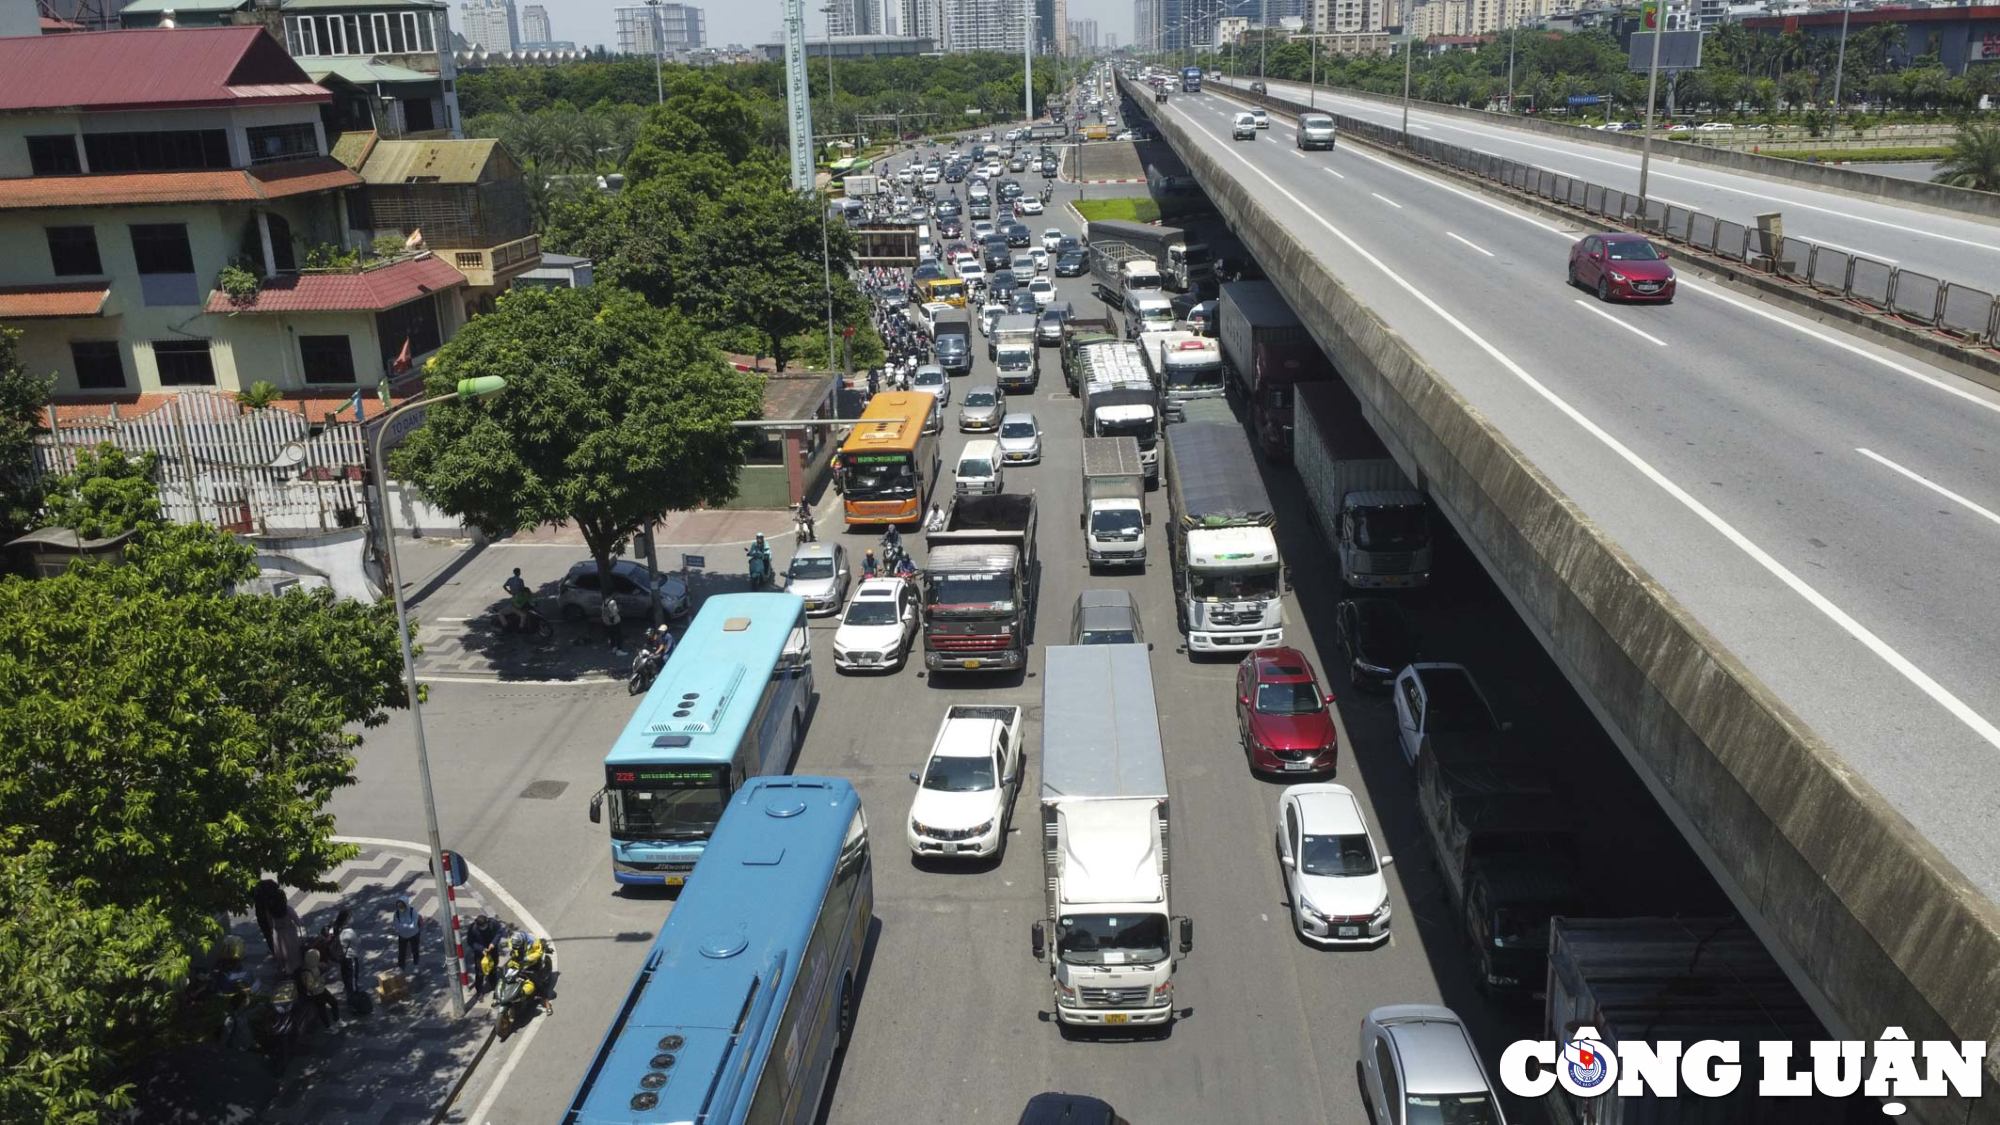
[916,371,944,387]
[922,754,996,792]
[966,392,997,407]
[1404,1094,1501,1125]
[843,597,901,626]
[1055,912,1170,966]
[789,556,835,579]
[1300,832,1376,877]
[1355,507,1429,550]
[1256,681,1325,715]
[1302,116,1334,128]
[1420,673,1495,734]
[1190,570,1279,600]
[1001,421,1036,439]
[1606,239,1664,262]
[959,458,993,476]
[1081,628,1138,645]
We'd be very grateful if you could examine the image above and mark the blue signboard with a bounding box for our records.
[1567,94,1602,106]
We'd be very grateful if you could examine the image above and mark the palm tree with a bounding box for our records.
[1933,124,2000,191]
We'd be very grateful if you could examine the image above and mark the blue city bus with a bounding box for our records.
[563,776,874,1125]
[589,592,813,885]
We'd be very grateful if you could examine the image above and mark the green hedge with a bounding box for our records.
[1073,197,1164,223]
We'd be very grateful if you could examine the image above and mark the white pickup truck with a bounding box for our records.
[906,704,1026,860]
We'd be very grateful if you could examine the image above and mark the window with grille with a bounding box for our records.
[83,130,231,174]
[246,123,320,165]
[299,335,357,384]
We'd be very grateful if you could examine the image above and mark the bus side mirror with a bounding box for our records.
[1031,919,1048,961]
[1176,916,1193,954]
[588,792,603,825]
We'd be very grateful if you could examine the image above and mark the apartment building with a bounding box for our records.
[1068,15,1098,52]
[458,0,518,50]
[615,3,706,53]
[521,1,550,42]
[0,27,538,414]
[119,0,462,139]
[828,0,886,37]
[1316,0,1388,34]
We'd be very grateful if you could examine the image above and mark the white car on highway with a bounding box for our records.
[1042,227,1064,251]
[1028,248,1049,271]
[911,363,950,405]
[955,257,986,284]
[906,706,1024,859]
[1275,783,1393,946]
[1017,197,1044,215]
[832,577,919,672]
[1028,276,1055,309]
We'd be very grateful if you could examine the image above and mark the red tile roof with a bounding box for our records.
[206,254,466,315]
[0,283,111,319]
[0,28,327,113]
[0,156,362,211]
[47,373,433,429]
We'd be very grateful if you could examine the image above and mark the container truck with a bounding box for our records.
[1180,66,1202,92]
[843,173,881,197]
[992,313,1040,391]
[1088,242,1163,306]
[1217,281,1331,461]
[1061,317,1120,393]
[1542,918,1877,1125]
[934,308,974,375]
[1086,219,1213,292]
[1162,421,1285,652]
[1294,380,1433,590]
[1030,644,1192,1029]
[922,494,1038,673]
[1077,341,1160,485]
[1081,436,1150,570]
[1139,330,1225,421]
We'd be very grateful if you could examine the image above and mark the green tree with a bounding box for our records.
[0,327,50,538]
[0,517,408,925]
[1933,122,2000,192]
[37,444,160,539]
[625,72,765,178]
[391,285,764,600]
[0,845,184,1123]
[1751,77,1780,117]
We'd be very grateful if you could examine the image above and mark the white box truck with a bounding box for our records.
[1081,436,1150,569]
[1163,419,1285,652]
[1031,644,1191,1029]
[1140,330,1225,422]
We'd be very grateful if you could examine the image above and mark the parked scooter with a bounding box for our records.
[487,931,555,1039]
[491,606,555,640]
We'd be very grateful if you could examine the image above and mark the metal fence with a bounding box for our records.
[1178,78,2000,347]
[33,390,369,533]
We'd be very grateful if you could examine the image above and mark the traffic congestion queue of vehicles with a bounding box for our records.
[1216,280,1331,462]
[1293,378,1433,590]
[1162,405,1286,653]
[1075,340,1162,487]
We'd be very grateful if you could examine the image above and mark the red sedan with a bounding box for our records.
[1235,647,1339,777]
[1569,232,1675,303]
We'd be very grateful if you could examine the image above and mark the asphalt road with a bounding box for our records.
[1235,77,2000,291]
[1149,90,2000,908]
[335,158,1732,1123]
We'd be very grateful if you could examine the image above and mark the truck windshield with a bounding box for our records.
[1301,833,1377,877]
[1404,1094,1501,1125]
[606,772,729,842]
[1090,509,1143,539]
[1094,417,1157,444]
[926,571,1014,611]
[921,754,996,792]
[1165,361,1223,391]
[844,455,916,500]
[1492,906,1557,949]
[1190,570,1279,600]
[1055,913,1170,965]
[998,350,1031,369]
[1139,306,1174,326]
[1355,507,1430,550]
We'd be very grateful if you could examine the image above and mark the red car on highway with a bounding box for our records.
[1569,232,1675,303]
[1235,647,1339,777]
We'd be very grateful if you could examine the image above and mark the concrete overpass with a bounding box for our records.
[1116,74,2000,1123]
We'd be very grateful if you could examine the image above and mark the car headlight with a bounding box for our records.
[971,819,996,836]
[910,817,927,834]
[1609,271,1628,283]
[1371,902,1391,921]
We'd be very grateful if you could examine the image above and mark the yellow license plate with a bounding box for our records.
[663,876,684,887]
[962,660,979,669]
[1104,1013,1128,1024]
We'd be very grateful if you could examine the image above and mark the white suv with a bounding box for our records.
[832,578,919,672]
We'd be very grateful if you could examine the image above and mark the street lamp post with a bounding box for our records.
[1507,4,1518,111]
[1259,0,1267,79]
[1636,0,1667,210]
[1401,0,1416,136]
[821,5,838,370]
[1830,0,1852,121]
[368,374,508,1021]
[646,0,664,104]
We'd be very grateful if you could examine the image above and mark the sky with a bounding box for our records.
[543,0,1132,55]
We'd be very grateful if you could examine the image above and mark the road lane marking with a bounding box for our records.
[1856,449,2000,529]
[1573,298,1668,346]
[1322,165,1347,180]
[1177,110,2000,759]
[1446,232,1494,257]
[1348,146,1565,233]
[1371,192,1403,209]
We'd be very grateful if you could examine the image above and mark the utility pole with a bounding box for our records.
[1830,0,1852,120]
[1636,0,1665,210]
[1259,0,1267,78]
[1025,6,1035,121]
[646,0,664,104]
[1401,0,1415,136]
[1507,5,1517,111]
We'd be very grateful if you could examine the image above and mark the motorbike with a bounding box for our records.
[629,642,670,695]
[492,606,555,640]
[747,547,774,590]
[879,532,908,575]
[488,933,556,1039]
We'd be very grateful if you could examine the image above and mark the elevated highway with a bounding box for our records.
[1123,76,2000,1122]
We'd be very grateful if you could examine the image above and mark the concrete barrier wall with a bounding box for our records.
[1228,80,2000,225]
[1127,78,2000,1123]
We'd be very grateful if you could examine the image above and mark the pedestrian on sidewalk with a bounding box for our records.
[320,908,359,997]
[256,879,303,974]
[299,949,340,1033]
[392,896,422,971]
[601,595,626,655]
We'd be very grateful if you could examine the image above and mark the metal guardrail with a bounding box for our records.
[1198,80,2000,347]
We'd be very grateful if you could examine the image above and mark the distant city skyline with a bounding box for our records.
[534,0,1131,54]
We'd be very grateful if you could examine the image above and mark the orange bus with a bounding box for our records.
[837,392,942,527]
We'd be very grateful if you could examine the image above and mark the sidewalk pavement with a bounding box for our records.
[126,843,528,1125]
[396,500,831,683]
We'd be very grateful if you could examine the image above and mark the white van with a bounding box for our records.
[955,439,1004,496]
[1124,290,1176,338]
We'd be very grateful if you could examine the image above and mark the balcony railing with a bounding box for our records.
[450,234,542,285]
